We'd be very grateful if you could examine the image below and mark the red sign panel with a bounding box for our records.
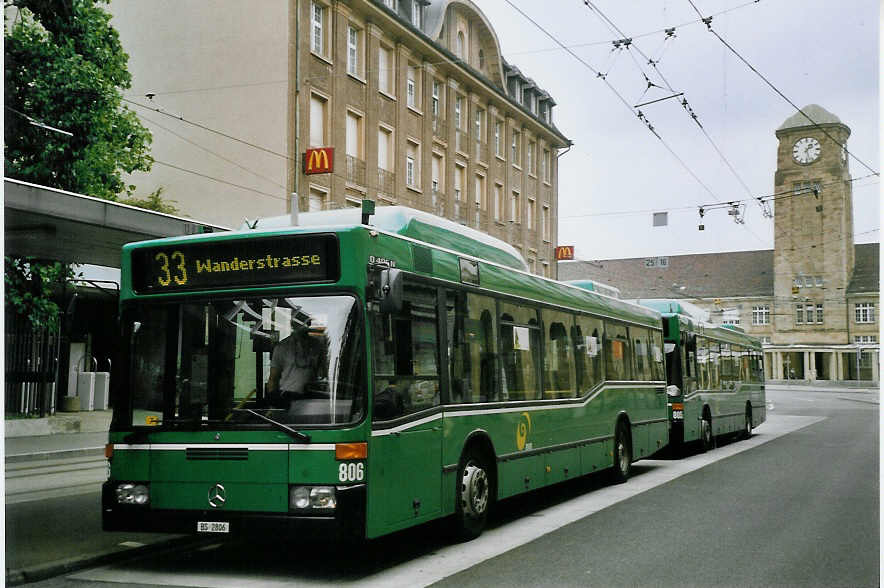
[555,245,575,261]
[304,147,334,175]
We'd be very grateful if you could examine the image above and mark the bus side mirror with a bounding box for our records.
[666,385,681,397]
[378,268,403,314]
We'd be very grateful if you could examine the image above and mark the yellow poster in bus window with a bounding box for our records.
[612,340,624,360]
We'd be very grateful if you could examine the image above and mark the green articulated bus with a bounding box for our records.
[636,300,766,452]
[103,206,669,542]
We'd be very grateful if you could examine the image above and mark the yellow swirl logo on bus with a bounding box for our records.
[516,412,532,451]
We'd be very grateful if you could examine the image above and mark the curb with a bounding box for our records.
[5,535,207,586]
[5,447,105,464]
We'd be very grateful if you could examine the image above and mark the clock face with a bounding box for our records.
[792,137,821,164]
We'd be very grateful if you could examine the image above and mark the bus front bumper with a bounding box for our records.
[101,482,366,541]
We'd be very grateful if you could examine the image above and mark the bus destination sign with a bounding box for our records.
[131,235,340,293]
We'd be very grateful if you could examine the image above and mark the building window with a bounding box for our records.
[456,31,465,58]
[494,120,502,157]
[511,130,521,165]
[311,2,326,56]
[347,25,360,76]
[511,191,521,223]
[760,336,771,344]
[431,153,443,194]
[345,109,364,163]
[542,149,551,182]
[405,140,419,188]
[382,0,395,9]
[542,205,550,241]
[478,49,485,69]
[795,304,804,324]
[454,164,465,201]
[855,303,876,324]
[816,303,824,324]
[308,185,328,212]
[527,141,536,175]
[378,126,393,171]
[799,303,823,325]
[540,102,549,122]
[527,198,536,230]
[793,180,821,197]
[431,80,441,120]
[855,335,877,344]
[454,96,463,130]
[378,45,394,95]
[494,184,504,221]
[475,174,486,210]
[410,0,421,28]
[752,305,770,325]
[309,93,327,147]
[474,108,484,145]
[406,64,421,109]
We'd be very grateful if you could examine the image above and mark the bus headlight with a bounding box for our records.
[289,486,336,511]
[115,482,150,505]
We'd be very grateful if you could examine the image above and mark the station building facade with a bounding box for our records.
[109,0,570,277]
[560,106,879,384]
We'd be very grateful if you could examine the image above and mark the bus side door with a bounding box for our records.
[367,283,443,536]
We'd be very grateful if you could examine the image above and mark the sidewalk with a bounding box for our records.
[4,410,197,586]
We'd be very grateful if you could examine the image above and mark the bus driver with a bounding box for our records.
[266,321,328,408]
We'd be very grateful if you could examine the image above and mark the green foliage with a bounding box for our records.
[4,0,153,199]
[120,186,180,215]
[4,257,77,333]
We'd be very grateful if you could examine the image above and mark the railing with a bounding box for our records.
[453,199,467,223]
[377,168,396,197]
[510,167,523,188]
[346,155,365,186]
[5,313,59,416]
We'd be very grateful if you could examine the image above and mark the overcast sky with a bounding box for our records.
[479,0,879,260]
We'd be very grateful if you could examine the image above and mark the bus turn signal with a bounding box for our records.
[335,442,367,460]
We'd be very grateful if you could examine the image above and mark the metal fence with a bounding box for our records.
[5,312,60,417]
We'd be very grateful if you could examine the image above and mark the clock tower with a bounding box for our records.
[772,104,853,344]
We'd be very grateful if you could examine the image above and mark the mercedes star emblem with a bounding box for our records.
[208,483,226,508]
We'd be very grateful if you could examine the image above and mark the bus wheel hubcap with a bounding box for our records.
[461,463,488,518]
[618,441,629,473]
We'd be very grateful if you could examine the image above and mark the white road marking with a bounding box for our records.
[71,414,824,588]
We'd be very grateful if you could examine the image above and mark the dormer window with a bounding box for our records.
[410,0,421,28]
[540,102,548,122]
[478,49,485,70]
[456,31,465,58]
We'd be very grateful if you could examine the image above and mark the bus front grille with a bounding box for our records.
[186,448,248,461]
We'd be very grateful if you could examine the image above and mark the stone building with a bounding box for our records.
[109,0,570,277]
[560,105,879,384]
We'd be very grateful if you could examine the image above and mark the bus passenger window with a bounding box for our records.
[543,310,575,398]
[448,292,498,404]
[604,322,633,380]
[632,327,651,381]
[573,316,604,393]
[650,330,665,381]
[372,284,440,420]
[499,302,541,401]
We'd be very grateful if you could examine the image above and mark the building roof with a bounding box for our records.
[777,104,843,130]
[559,244,879,299]
[848,242,880,293]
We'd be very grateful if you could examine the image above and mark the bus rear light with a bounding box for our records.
[335,442,367,460]
[105,444,114,459]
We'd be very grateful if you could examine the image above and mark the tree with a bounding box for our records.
[120,186,180,215]
[4,257,77,332]
[4,0,153,199]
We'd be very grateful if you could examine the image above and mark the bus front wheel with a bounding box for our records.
[452,447,491,541]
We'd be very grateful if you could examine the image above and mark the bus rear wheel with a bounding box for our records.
[700,412,713,452]
[742,406,753,439]
[452,448,491,541]
[611,421,632,484]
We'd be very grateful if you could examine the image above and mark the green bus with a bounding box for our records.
[103,206,669,541]
[636,300,766,452]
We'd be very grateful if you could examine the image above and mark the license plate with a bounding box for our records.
[197,521,229,533]
[672,410,684,420]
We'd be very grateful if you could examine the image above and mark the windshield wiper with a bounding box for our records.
[238,409,311,443]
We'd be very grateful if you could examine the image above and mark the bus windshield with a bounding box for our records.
[123,295,365,429]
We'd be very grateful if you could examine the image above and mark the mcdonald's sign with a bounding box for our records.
[555,245,575,261]
[304,147,334,175]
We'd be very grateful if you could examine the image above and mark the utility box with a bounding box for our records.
[93,372,110,410]
[77,372,96,411]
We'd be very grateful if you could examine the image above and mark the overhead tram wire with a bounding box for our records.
[579,0,765,216]
[502,0,721,204]
[685,0,879,177]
